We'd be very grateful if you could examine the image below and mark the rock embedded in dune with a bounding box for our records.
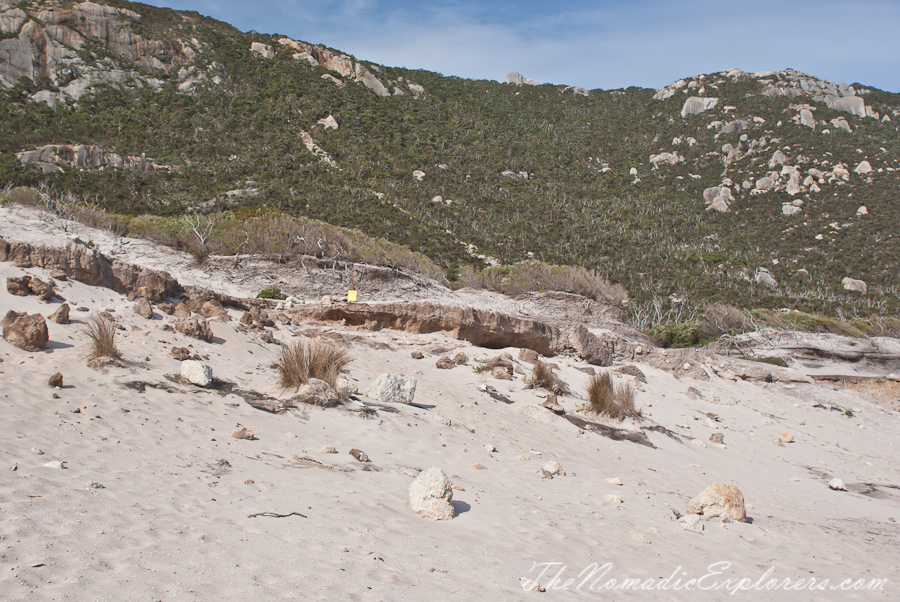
[2,310,49,351]
[365,373,417,404]
[604,477,623,485]
[410,351,424,359]
[435,356,455,369]
[453,353,468,365]
[604,494,623,503]
[710,433,725,444]
[293,379,341,407]
[133,297,153,319]
[680,514,704,533]
[48,303,69,324]
[779,432,794,443]
[516,404,557,424]
[181,360,213,387]
[541,396,565,414]
[28,277,54,302]
[408,467,454,520]
[174,315,213,342]
[689,483,746,522]
[171,347,191,361]
[6,276,32,296]
[518,348,539,364]
[321,445,337,453]
[48,372,63,388]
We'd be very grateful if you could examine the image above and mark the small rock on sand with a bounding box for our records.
[472,462,486,470]
[539,461,563,478]
[604,494,623,503]
[366,373,417,404]
[350,448,369,462]
[710,433,725,444]
[48,372,63,388]
[604,477,623,485]
[231,428,255,440]
[43,460,65,469]
[408,467,454,520]
[690,483,746,522]
[48,304,69,324]
[779,432,794,443]
[321,445,337,453]
[411,351,424,359]
[181,361,213,387]
[680,514,704,533]
[435,356,455,369]
[828,478,846,491]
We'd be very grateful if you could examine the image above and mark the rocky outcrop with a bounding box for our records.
[569,325,612,366]
[17,144,166,173]
[0,237,180,302]
[2,310,49,351]
[0,1,190,101]
[288,303,564,355]
[276,37,392,97]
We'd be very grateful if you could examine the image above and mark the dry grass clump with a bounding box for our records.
[82,314,122,360]
[586,372,640,420]
[276,338,351,390]
[698,303,750,339]
[527,361,570,395]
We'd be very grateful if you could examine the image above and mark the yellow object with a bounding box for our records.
[347,290,358,302]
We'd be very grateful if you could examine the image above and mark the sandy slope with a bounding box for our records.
[1,227,899,600]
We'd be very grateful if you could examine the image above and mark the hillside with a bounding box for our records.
[1,0,899,321]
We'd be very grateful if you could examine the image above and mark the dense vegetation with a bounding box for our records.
[1,0,899,324]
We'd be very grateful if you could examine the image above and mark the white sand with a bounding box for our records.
[2,220,900,600]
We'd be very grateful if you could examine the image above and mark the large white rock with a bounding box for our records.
[854,160,873,174]
[318,115,339,130]
[825,95,866,118]
[842,277,867,293]
[755,176,775,190]
[365,373,417,404]
[831,117,852,133]
[782,204,802,216]
[689,483,746,522]
[756,268,777,288]
[769,150,786,168]
[409,467,454,520]
[181,360,213,387]
[799,108,815,128]
[681,96,718,118]
[250,42,274,59]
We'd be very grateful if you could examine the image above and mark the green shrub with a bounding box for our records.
[257,287,287,300]
[648,321,700,348]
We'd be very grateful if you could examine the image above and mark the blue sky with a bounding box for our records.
[140,0,900,92]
